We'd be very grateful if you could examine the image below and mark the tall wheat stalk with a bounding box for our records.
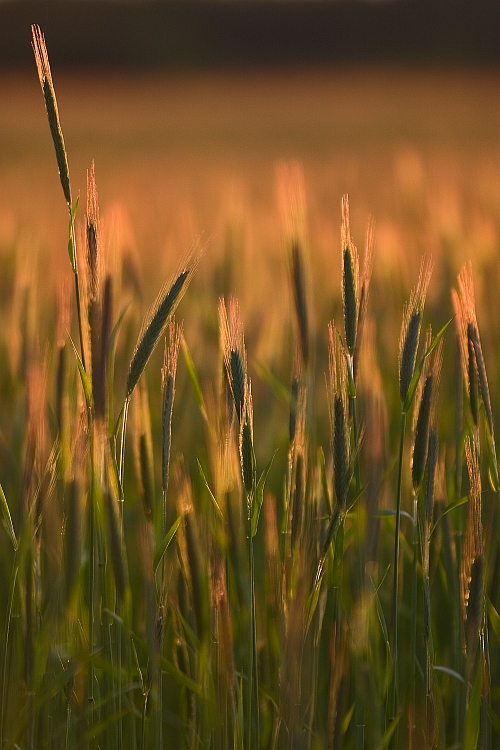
[389,256,433,745]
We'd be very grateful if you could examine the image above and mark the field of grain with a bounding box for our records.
[2,55,500,748]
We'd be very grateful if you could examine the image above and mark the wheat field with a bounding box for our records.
[1,30,500,749]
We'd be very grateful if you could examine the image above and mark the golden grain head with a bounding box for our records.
[398,255,433,404]
[32,25,72,207]
[341,194,360,357]
[86,162,100,303]
[461,436,483,623]
[239,383,256,498]
[220,295,248,422]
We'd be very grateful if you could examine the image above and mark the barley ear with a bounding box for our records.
[398,255,433,404]
[328,323,349,510]
[32,25,72,208]
[341,195,359,357]
[289,371,300,445]
[291,238,310,366]
[461,436,482,631]
[94,275,113,421]
[86,162,100,305]
[239,386,256,500]
[412,374,433,492]
[467,336,480,427]
[126,252,196,399]
[353,215,374,382]
[161,322,182,497]
[468,323,493,435]
[220,296,247,424]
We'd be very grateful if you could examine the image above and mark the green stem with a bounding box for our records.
[119,397,131,493]
[480,624,491,750]
[116,597,123,750]
[410,491,418,749]
[389,410,407,743]
[88,429,96,748]
[247,507,259,750]
[423,577,431,746]
[1,554,18,746]
[348,356,365,750]
[116,398,130,749]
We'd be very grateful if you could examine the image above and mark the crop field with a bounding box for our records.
[1,32,500,749]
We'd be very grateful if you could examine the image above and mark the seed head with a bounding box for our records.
[239,385,256,500]
[461,436,483,627]
[161,322,182,497]
[398,255,433,404]
[328,323,350,509]
[87,162,100,304]
[126,243,200,399]
[341,195,359,357]
[412,374,433,492]
[32,25,72,208]
[353,215,375,382]
[455,263,494,436]
[220,296,248,424]
[291,238,310,366]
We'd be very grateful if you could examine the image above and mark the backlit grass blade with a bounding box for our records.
[0,484,17,551]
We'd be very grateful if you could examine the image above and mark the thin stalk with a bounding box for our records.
[246,507,259,750]
[306,625,320,750]
[88,430,97,747]
[116,398,130,750]
[116,597,123,750]
[141,691,147,750]
[65,700,71,750]
[348,356,362,499]
[409,491,418,750]
[1,554,18,745]
[389,410,407,742]
[157,658,163,750]
[423,577,432,747]
[119,397,131,493]
[453,523,463,748]
[348,355,365,750]
[480,624,491,750]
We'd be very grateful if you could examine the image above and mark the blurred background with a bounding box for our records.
[2,0,500,68]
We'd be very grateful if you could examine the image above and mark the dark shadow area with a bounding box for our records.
[1,0,500,69]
